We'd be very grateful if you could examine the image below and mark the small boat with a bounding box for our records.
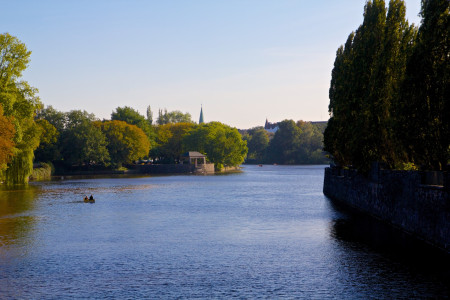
[84,197,95,203]
[258,164,263,167]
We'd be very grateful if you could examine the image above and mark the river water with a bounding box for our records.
[0,165,448,298]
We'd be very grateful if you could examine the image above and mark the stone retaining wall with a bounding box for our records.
[133,163,215,174]
[323,167,450,253]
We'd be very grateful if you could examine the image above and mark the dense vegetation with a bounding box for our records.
[324,0,449,172]
[0,33,42,184]
[242,120,328,165]
[35,105,247,173]
[0,31,249,183]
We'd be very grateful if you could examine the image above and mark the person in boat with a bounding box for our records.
[84,195,89,201]
[89,195,94,200]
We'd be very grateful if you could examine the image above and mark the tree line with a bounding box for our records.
[33,105,248,173]
[324,0,449,173]
[0,32,247,184]
[242,120,328,165]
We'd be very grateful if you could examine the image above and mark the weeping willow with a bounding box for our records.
[3,149,35,184]
[1,119,41,184]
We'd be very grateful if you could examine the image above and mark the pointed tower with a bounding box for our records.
[199,105,204,124]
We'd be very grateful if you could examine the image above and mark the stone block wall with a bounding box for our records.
[323,167,450,253]
[133,163,215,174]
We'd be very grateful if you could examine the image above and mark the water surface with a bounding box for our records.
[0,165,448,298]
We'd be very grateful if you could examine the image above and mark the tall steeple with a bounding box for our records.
[199,105,204,124]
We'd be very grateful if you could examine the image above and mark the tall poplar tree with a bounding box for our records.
[348,0,387,173]
[397,0,449,170]
[324,33,355,166]
[325,0,422,172]
[367,0,416,168]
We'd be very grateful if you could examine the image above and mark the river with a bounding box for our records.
[0,165,448,298]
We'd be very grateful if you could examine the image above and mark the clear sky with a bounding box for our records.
[1,0,422,129]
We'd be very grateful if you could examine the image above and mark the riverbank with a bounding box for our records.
[31,163,240,179]
[323,165,450,254]
[29,163,53,181]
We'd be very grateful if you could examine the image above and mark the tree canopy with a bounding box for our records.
[324,0,448,172]
[34,119,59,163]
[153,122,196,163]
[243,121,328,165]
[157,109,193,125]
[395,0,449,170]
[183,122,247,170]
[266,120,302,164]
[111,106,152,136]
[59,111,110,167]
[245,127,269,162]
[97,120,150,167]
[0,33,42,184]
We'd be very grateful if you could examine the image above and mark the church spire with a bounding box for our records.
[199,105,204,124]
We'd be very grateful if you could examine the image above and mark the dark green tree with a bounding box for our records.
[324,33,355,167]
[36,105,67,132]
[347,0,387,173]
[324,0,419,172]
[246,127,269,162]
[266,120,302,164]
[296,121,326,164]
[366,0,416,168]
[60,110,110,167]
[34,119,59,162]
[396,0,449,170]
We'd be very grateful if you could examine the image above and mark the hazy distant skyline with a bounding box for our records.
[2,0,422,129]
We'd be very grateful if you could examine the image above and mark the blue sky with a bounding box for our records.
[2,0,422,129]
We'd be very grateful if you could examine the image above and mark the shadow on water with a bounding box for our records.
[327,198,450,279]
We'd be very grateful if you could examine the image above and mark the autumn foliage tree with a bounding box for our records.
[0,104,15,170]
[182,122,247,170]
[153,122,196,163]
[97,120,150,167]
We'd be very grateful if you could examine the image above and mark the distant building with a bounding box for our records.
[264,118,279,133]
[199,106,204,124]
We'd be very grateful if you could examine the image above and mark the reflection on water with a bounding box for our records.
[0,186,40,253]
[328,201,450,298]
[0,165,448,298]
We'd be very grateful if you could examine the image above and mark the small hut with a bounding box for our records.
[181,151,206,167]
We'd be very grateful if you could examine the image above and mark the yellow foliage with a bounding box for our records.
[100,120,150,165]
